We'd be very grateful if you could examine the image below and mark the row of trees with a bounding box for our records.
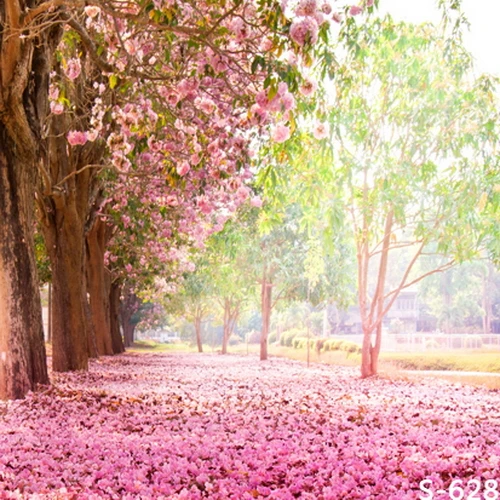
[1,0,372,399]
[167,13,500,377]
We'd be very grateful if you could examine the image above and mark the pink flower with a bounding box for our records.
[289,17,319,46]
[259,38,273,52]
[177,161,190,176]
[332,12,342,23]
[299,79,318,97]
[50,101,64,115]
[166,195,178,206]
[321,2,333,15]
[272,124,291,143]
[281,92,296,111]
[67,130,87,146]
[64,58,81,81]
[250,196,263,208]
[295,0,318,17]
[84,5,100,17]
[349,5,363,16]
[190,153,201,166]
[313,122,330,140]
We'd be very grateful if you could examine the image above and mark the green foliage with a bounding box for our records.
[35,230,51,285]
[280,328,307,347]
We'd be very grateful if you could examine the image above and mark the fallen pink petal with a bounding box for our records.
[0,353,498,499]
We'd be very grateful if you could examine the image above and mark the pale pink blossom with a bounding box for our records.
[259,38,273,52]
[86,130,98,142]
[250,196,263,208]
[281,92,296,111]
[190,153,201,165]
[272,124,291,143]
[321,2,333,15]
[313,121,330,140]
[296,0,318,17]
[289,17,319,46]
[50,101,64,115]
[177,161,190,176]
[67,130,87,146]
[64,58,81,81]
[84,5,100,17]
[349,5,363,15]
[299,78,318,97]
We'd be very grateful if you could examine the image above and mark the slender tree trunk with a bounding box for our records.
[86,219,114,355]
[0,132,49,399]
[260,280,272,361]
[482,263,493,334]
[194,313,203,353]
[222,299,230,354]
[109,281,125,354]
[360,209,393,378]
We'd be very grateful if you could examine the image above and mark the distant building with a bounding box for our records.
[337,289,418,334]
[139,327,180,343]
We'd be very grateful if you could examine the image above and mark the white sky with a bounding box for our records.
[379,0,500,76]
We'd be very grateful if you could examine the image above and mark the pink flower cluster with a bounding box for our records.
[0,353,499,499]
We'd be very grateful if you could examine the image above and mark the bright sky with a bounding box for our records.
[379,0,500,76]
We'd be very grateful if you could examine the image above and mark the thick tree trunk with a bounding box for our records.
[43,209,89,372]
[109,282,125,354]
[260,281,272,361]
[122,321,136,348]
[120,290,139,348]
[86,219,114,355]
[0,131,49,399]
[0,13,61,397]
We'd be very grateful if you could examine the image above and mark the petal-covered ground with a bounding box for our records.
[0,353,499,499]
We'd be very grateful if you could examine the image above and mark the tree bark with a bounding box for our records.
[109,281,125,354]
[86,218,114,355]
[0,129,49,399]
[194,313,203,353]
[44,214,90,372]
[260,280,272,361]
[222,299,230,354]
[482,263,493,334]
[360,209,393,378]
[120,290,140,348]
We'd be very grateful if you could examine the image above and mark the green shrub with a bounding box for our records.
[268,331,277,344]
[280,328,306,347]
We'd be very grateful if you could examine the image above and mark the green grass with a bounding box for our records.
[128,340,196,353]
[380,350,500,373]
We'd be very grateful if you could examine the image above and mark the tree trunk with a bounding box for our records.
[120,290,140,348]
[194,314,203,353]
[482,263,493,334]
[0,16,61,398]
[44,210,89,372]
[0,130,49,399]
[360,209,393,378]
[222,299,230,354]
[86,219,114,355]
[109,281,125,354]
[260,281,272,361]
